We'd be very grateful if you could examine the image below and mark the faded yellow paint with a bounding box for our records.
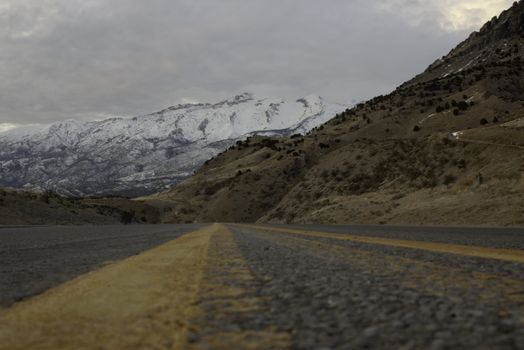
[0,225,215,350]
[0,224,291,350]
[188,225,291,350]
[240,225,524,308]
[238,224,524,264]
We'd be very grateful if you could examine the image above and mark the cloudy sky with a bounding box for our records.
[0,0,514,129]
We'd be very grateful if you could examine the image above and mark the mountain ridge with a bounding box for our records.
[0,93,345,197]
[145,2,524,226]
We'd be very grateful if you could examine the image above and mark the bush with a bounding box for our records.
[257,138,279,150]
[480,118,489,125]
[443,174,457,185]
[204,187,216,196]
[120,211,135,224]
[40,190,56,204]
[457,101,469,111]
[453,109,460,116]
[413,125,421,132]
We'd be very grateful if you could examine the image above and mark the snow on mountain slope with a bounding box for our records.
[0,93,346,196]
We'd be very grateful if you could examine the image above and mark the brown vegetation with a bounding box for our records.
[142,2,524,226]
[0,189,161,225]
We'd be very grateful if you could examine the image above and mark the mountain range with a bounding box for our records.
[0,93,344,196]
[2,2,524,226]
[143,1,524,226]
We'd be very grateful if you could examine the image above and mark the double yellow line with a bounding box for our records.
[235,224,524,264]
[0,224,291,350]
[1,223,523,350]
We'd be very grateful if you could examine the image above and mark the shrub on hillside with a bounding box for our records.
[457,101,469,111]
[120,210,135,224]
[443,174,457,185]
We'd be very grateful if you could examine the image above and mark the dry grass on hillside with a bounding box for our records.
[0,189,161,225]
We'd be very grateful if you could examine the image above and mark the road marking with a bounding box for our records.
[236,224,524,264]
[188,225,290,349]
[0,224,291,350]
[238,226,524,308]
[0,225,214,350]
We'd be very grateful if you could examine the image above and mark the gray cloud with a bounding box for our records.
[0,0,513,126]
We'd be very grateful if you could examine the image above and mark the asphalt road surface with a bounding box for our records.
[0,224,203,308]
[0,224,523,349]
[265,223,524,249]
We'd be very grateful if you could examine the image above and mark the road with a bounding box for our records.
[0,224,203,308]
[0,224,523,349]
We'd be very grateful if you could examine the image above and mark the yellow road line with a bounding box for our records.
[188,225,290,350]
[0,225,215,350]
[0,224,291,350]
[241,226,524,306]
[236,224,524,264]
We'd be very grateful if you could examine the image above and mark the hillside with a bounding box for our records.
[0,188,162,225]
[144,1,524,226]
[0,93,344,197]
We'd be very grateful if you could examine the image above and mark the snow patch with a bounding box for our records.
[0,93,347,196]
[419,113,436,124]
[451,131,464,139]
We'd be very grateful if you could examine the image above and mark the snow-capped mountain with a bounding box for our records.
[0,93,345,196]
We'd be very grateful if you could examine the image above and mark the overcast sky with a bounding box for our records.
[0,0,514,129]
